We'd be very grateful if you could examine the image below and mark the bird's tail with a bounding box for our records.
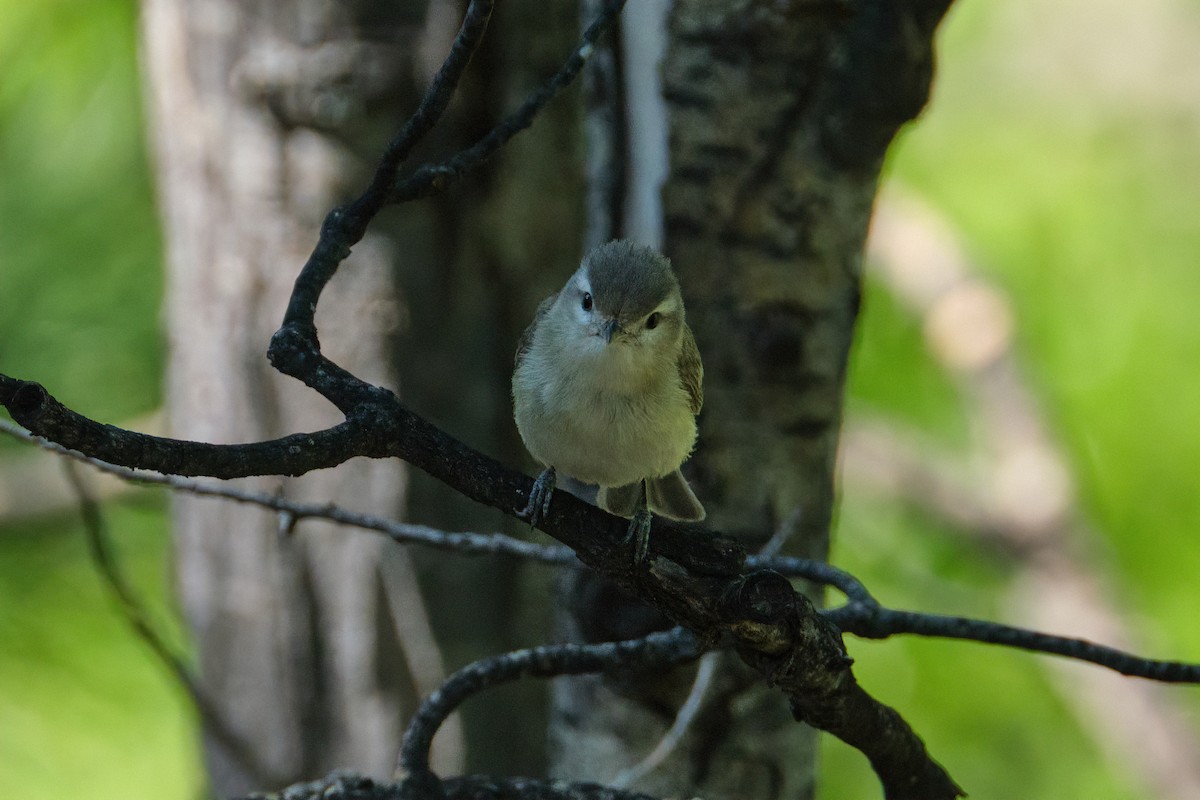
[598,470,705,522]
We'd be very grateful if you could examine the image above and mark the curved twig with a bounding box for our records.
[610,651,719,788]
[396,629,701,789]
[389,0,629,206]
[282,0,496,335]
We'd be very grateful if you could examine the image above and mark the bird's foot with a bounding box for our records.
[619,479,652,563]
[519,467,557,527]
[621,507,653,564]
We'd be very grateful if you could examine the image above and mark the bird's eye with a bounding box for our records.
[646,312,660,330]
[581,292,593,311]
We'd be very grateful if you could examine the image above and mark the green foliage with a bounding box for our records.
[0,0,162,425]
[0,1,186,796]
[832,0,1200,796]
[0,499,200,800]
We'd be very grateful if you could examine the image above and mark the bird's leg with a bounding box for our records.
[621,479,653,563]
[519,467,557,527]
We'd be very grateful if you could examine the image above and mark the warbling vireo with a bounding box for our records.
[512,239,705,559]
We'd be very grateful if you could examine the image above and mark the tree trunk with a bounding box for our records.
[142,0,587,791]
[141,1,433,793]
[550,1,948,797]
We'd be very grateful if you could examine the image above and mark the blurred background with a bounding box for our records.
[2,0,1199,798]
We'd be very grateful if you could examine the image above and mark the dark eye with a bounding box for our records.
[646,312,660,330]
[581,292,593,311]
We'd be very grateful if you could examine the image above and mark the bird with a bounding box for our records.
[512,239,704,560]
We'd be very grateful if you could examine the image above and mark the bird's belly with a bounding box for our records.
[516,385,695,488]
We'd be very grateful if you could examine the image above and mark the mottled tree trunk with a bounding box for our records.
[141,1,431,793]
[550,1,948,797]
[141,0,586,792]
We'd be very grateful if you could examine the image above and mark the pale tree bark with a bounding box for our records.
[141,0,588,791]
[141,1,434,793]
[551,1,951,798]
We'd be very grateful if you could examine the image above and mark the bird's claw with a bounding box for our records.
[622,507,653,564]
[519,467,557,527]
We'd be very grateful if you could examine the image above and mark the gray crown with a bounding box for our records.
[583,240,679,319]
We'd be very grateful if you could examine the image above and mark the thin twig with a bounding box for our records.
[4,419,877,600]
[282,0,497,334]
[748,553,879,606]
[360,0,495,210]
[830,604,1200,683]
[609,651,719,788]
[2,419,576,565]
[389,0,630,204]
[758,506,804,559]
[60,461,289,788]
[396,628,701,789]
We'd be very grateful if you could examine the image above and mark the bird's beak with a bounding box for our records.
[600,318,621,344]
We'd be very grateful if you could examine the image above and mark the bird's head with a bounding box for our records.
[559,240,685,368]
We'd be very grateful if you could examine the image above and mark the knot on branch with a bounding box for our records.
[318,205,358,256]
[720,570,853,695]
[1,378,48,420]
[268,324,322,379]
[392,163,457,204]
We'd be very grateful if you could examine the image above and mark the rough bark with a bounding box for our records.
[140,1,428,793]
[663,2,946,795]
[551,1,950,797]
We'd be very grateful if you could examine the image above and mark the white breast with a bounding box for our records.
[514,339,696,488]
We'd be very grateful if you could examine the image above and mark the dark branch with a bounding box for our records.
[1,376,371,478]
[362,0,494,209]
[749,553,879,606]
[716,570,964,799]
[281,0,496,336]
[397,630,700,791]
[276,0,624,383]
[239,772,663,800]
[267,2,627,418]
[6,370,962,794]
[831,604,1200,683]
[389,0,629,206]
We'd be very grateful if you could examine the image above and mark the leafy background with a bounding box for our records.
[1,0,1198,798]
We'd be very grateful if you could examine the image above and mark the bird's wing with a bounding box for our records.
[678,323,704,415]
[515,292,557,366]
